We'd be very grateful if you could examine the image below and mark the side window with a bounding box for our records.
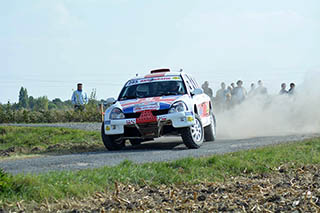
[184,75,195,92]
[190,77,199,89]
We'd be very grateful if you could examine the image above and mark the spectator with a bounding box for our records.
[248,83,256,97]
[71,83,88,111]
[227,86,233,95]
[288,83,296,95]
[201,81,213,100]
[225,92,233,110]
[232,80,247,105]
[255,80,268,95]
[215,82,229,111]
[279,83,288,95]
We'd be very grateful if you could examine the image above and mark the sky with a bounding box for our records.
[1,0,319,103]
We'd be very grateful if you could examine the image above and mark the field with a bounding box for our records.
[0,126,320,212]
[0,126,104,157]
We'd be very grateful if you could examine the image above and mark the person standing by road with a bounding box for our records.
[232,80,247,105]
[215,82,228,112]
[288,83,296,95]
[279,83,288,95]
[255,80,268,95]
[201,81,213,100]
[71,83,88,111]
[248,83,256,97]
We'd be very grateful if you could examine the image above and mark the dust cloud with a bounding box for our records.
[215,71,320,139]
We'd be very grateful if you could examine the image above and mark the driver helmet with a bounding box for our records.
[136,84,149,97]
[168,81,179,92]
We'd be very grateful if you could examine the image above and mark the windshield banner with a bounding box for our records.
[126,76,181,87]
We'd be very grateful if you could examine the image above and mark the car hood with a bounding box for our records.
[119,95,185,114]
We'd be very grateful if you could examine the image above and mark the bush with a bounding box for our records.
[0,104,103,124]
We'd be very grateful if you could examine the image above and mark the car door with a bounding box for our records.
[183,74,211,126]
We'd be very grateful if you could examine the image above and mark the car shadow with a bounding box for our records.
[123,141,187,151]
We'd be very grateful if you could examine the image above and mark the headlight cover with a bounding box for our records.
[169,101,187,113]
[110,108,125,119]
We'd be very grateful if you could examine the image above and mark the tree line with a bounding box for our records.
[0,87,102,123]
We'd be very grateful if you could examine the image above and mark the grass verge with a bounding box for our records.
[0,126,104,157]
[1,137,320,206]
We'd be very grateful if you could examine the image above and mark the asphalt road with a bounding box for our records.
[0,133,317,175]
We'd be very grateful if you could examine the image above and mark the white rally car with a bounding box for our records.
[102,69,216,150]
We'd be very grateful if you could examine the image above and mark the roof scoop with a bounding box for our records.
[150,68,170,74]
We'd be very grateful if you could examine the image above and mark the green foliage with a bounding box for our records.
[0,87,103,123]
[0,169,24,195]
[18,87,29,109]
[0,102,102,123]
[33,96,49,111]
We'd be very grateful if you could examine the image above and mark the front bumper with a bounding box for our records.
[103,111,195,135]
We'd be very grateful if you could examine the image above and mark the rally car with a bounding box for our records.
[101,68,216,150]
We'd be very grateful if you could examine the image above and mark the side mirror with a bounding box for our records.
[191,88,203,96]
[105,97,116,106]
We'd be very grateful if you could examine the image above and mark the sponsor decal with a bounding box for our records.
[185,112,193,116]
[105,126,111,131]
[133,102,159,112]
[125,76,181,87]
[104,120,111,125]
[121,97,179,110]
[187,116,194,122]
[157,116,167,122]
[126,119,136,125]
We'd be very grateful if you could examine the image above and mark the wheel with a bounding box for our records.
[129,139,143,146]
[204,112,216,142]
[181,114,204,149]
[101,123,125,150]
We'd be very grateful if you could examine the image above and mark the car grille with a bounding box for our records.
[152,109,169,116]
[124,112,141,119]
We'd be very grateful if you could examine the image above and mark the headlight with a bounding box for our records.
[110,108,125,119]
[169,102,187,113]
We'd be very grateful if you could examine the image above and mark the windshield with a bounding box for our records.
[119,80,187,101]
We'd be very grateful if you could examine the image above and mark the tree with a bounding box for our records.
[18,87,29,109]
[28,96,35,110]
[34,96,49,111]
[52,98,63,109]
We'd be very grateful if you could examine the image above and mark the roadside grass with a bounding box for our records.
[1,137,320,205]
[0,126,103,157]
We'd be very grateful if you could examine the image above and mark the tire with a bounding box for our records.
[129,139,143,146]
[181,114,204,149]
[204,112,216,142]
[101,123,125,150]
